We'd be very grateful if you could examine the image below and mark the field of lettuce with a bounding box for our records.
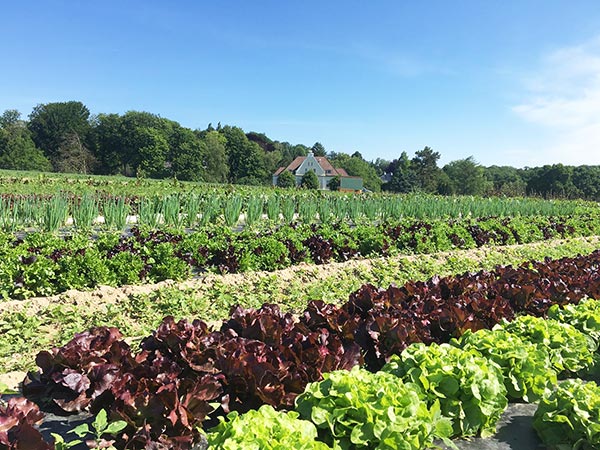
[1,177,600,449]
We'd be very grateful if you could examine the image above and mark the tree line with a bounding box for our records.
[0,101,599,199]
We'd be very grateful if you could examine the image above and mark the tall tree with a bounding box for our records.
[54,133,97,174]
[201,131,229,183]
[219,125,268,184]
[373,157,391,176]
[411,146,441,193]
[276,170,296,188]
[28,101,91,169]
[327,175,341,191]
[484,166,526,196]
[572,166,600,200]
[0,110,21,128]
[276,141,306,168]
[384,151,418,193]
[116,111,172,177]
[311,142,326,157]
[526,164,578,198]
[92,113,125,175]
[169,125,206,181]
[442,156,489,195]
[329,152,382,192]
[0,110,51,171]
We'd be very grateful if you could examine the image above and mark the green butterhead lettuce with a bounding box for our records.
[382,342,507,438]
[207,404,331,449]
[454,328,557,402]
[548,298,600,346]
[295,366,452,449]
[498,315,595,375]
[533,379,600,450]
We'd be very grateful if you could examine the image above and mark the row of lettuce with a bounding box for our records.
[3,250,600,448]
[3,212,600,299]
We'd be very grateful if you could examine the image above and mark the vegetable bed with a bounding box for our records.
[3,249,600,448]
[3,211,600,299]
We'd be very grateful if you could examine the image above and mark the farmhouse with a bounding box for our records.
[272,152,363,191]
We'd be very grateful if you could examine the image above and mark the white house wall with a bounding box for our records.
[296,153,326,177]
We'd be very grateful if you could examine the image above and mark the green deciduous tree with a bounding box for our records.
[169,125,206,181]
[329,152,382,192]
[96,111,172,178]
[385,151,418,193]
[327,175,341,191]
[28,101,92,169]
[442,156,489,196]
[220,125,268,184]
[301,170,319,189]
[572,166,600,200]
[277,170,296,188]
[526,164,578,198]
[201,131,229,183]
[484,166,527,197]
[136,127,170,178]
[0,110,21,128]
[92,113,125,175]
[55,133,97,174]
[0,110,52,171]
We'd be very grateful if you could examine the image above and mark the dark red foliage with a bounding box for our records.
[0,397,52,450]
[21,250,600,449]
[24,327,133,413]
[303,235,334,264]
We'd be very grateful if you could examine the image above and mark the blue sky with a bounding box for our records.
[2,1,600,168]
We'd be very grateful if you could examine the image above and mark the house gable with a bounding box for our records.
[295,152,325,177]
[272,152,363,190]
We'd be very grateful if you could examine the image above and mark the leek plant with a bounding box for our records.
[72,194,99,230]
[224,195,242,227]
[198,197,220,227]
[161,195,185,229]
[317,198,332,224]
[266,196,280,222]
[348,198,362,224]
[298,200,317,224]
[332,197,347,222]
[0,197,18,232]
[138,196,160,228]
[363,198,379,221]
[16,197,39,229]
[42,194,69,232]
[281,196,296,223]
[184,194,201,229]
[244,195,263,227]
[103,197,128,231]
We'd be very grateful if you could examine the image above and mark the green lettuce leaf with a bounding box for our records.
[383,342,508,438]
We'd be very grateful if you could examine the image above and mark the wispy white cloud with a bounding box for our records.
[512,36,600,165]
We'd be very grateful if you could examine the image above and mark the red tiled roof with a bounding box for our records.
[274,167,286,176]
[314,157,335,173]
[286,156,305,172]
[335,168,349,177]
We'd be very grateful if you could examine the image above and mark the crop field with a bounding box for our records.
[1,176,600,449]
[0,170,591,233]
